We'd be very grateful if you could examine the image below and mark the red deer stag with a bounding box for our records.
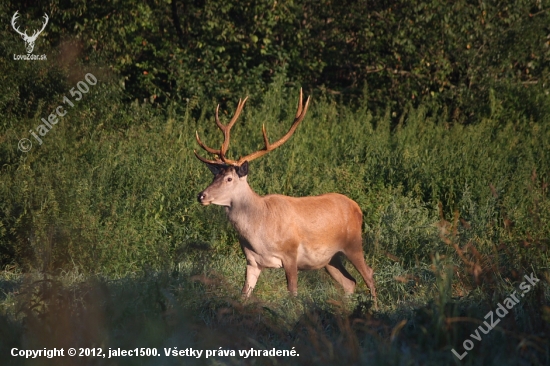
[194,90,377,306]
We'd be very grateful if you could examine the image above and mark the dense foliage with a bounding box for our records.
[1,0,549,120]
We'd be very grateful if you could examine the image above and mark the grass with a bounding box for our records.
[0,66,549,365]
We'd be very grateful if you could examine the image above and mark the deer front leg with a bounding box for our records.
[242,262,262,298]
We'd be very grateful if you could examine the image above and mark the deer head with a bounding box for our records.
[195,90,310,206]
[11,11,49,54]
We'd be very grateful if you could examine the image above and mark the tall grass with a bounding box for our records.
[1,73,549,365]
[2,75,548,273]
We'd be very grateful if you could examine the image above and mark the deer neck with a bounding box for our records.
[225,182,265,235]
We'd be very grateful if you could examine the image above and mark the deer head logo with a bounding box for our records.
[11,11,49,54]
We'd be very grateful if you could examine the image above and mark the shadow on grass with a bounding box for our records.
[0,262,548,366]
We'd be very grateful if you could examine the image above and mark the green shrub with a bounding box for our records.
[2,0,548,120]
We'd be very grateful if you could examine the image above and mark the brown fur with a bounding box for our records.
[197,165,377,305]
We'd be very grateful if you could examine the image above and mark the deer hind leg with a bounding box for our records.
[345,248,377,307]
[325,254,357,294]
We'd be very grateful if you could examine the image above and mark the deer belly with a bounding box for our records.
[241,240,335,270]
[296,244,336,270]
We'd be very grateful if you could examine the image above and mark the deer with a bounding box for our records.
[11,11,49,54]
[194,90,377,307]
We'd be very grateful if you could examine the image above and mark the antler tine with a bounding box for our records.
[236,89,310,165]
[194,107,226,164]
[35,13,49,36]
[219,97,248,157]
[295,87,304,119]
[11,11,27,37]
[193,149,223,165]
[194,97,249,166]
[192,104,227,159]
[195,131,220,155]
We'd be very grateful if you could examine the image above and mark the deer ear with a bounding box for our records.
[236,161,248,177]
[206,163,223,176]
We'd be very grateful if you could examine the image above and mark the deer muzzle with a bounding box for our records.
[197,191,210,205]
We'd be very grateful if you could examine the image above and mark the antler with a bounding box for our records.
[194,89,310,166]
[237,89,310,164]
[194,97,249,165]
[11,12,48,40]
[11,11,27,38]
[32,13,49,39]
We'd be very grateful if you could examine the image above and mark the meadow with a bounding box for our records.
[1,69,549,365]
[1,1,550,364]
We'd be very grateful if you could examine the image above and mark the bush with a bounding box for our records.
[2,0,548,120]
